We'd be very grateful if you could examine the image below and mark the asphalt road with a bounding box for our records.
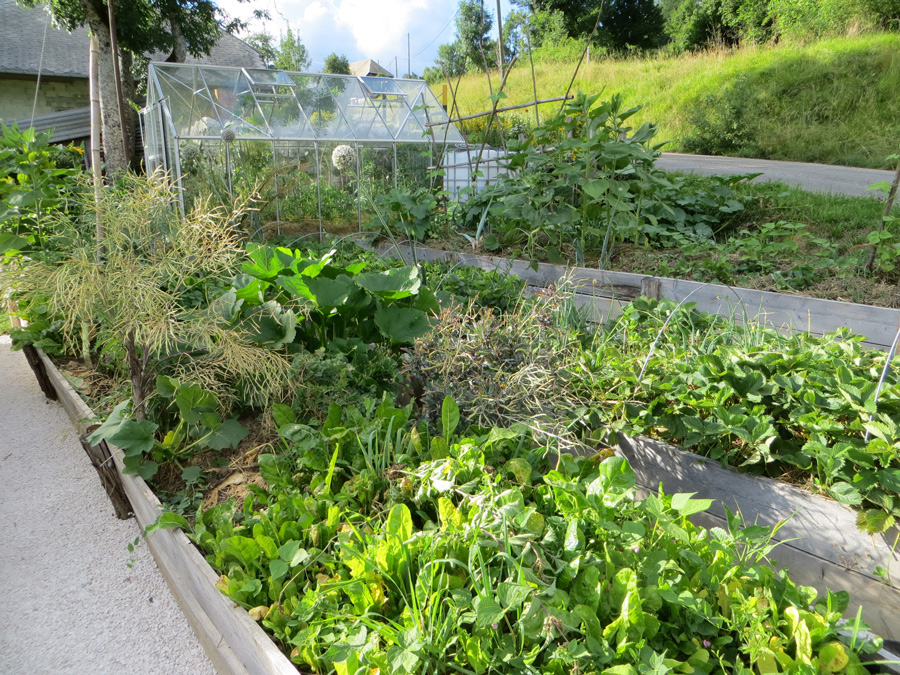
[657,152,896,199]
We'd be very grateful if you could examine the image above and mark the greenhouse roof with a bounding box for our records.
[146,62,464,145]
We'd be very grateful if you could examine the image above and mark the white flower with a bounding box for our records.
[332,144,356,172]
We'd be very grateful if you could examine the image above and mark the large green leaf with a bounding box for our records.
[474,596,506,628]
[276,275,314,303]
[175,383,218,424]
[258,453,294,488]
[232,273,268,307]
[305,275,353,310]
[243,245,288,282]
[385,503,413,543]
[87,400,130,445]
[242,302,297,349]
[109,419,158,455]
[374,306,430,344]
[0,232,28,253]
[355,266,421,299]
[441,396,460,439]
[203,419,250,451]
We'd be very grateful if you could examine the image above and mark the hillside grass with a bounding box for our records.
[440,33,900,169]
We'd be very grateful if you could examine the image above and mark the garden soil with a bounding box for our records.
[0,336,215,675]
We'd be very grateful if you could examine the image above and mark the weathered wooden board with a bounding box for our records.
[39,351,298,675]
[615,434,900,641]
[380,244,900,350]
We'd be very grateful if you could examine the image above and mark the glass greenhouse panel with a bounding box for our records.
[142,62,466,235]
[146,63,464,143]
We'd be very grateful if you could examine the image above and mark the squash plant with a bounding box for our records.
[461,92,748,267]
[230,243,438,351]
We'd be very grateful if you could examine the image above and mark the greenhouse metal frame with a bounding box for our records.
[140,62,465,236]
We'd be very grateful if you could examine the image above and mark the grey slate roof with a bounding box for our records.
[0,0,264,78]
[0,0,90,78]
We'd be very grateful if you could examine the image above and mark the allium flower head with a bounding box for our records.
[220,128,236,143]
[332,144,356,172]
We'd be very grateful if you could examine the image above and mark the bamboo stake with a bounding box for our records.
[559,0,606,115]
[523,23,541,127]
[89,35,104,247]
[426,96,573,127]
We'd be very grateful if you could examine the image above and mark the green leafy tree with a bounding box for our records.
[664,0,731,51]
[246,31,279,67]
[455,0,497,71]
[524,0,601,38]
[436,41,468,77]
[274,25,311,71]
[323,52,350,74]
[598,0,666,51]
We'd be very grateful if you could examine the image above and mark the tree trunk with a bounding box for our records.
[119,49,138,168]
[79,0,129,175]
[124,329,148,421]
[170,17,188,62]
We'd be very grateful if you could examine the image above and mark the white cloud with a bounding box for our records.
[216,0,509,73]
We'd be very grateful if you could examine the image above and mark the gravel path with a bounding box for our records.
[0,336,216,675]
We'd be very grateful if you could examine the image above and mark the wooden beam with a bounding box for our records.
[376,244,900,351]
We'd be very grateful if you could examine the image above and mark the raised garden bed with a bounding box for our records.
[34,347,900,672]
[377,244,900,352]
[615,434,900,641]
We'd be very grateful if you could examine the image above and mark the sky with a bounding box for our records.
[215,0,513,76]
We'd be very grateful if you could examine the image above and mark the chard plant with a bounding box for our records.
[153,400,886,674]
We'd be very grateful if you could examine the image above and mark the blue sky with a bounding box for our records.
[217,0,514,75]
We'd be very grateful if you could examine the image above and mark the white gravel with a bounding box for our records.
[0,336,216,675]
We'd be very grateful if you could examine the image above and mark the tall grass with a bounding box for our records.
[441,33,900,169]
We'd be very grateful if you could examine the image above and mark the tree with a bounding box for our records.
[323,53,350,75]
[246,32,279,67]
[274,25,311,71]
[598,0,665,51]
[18,0,251,174]
[436,42,468,78]
[455,0,497,71]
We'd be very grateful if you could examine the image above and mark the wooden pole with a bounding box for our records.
[426,95,573,126]
[495,0,504,72]
[89,35,104,248]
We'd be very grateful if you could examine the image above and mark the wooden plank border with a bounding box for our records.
[614,434,900,642]
[38,351,297,675]
[377,244,900,351]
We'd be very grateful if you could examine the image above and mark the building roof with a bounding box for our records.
[0,0,90,78]
[349,59,392,78]
[0,0,264,78]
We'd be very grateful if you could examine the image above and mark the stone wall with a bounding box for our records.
[0,77,89,122]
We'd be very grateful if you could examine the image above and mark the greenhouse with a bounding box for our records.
[140,62,466,237]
